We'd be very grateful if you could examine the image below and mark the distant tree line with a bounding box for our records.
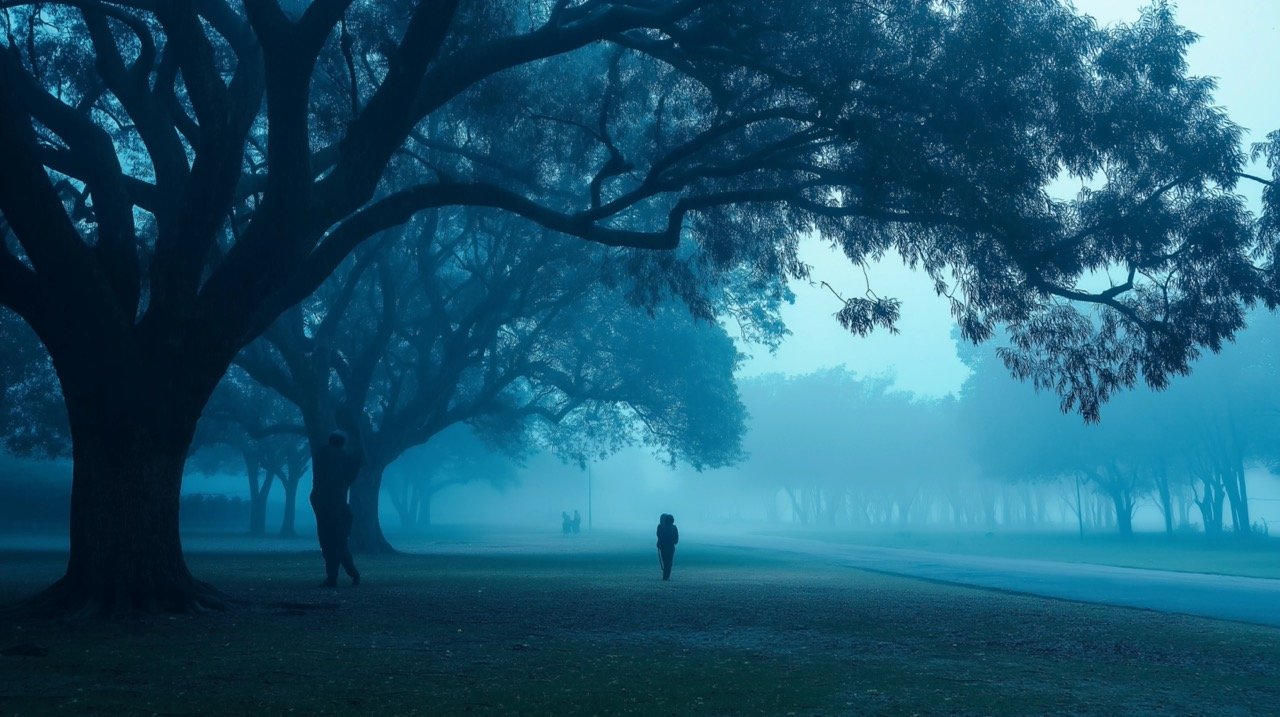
[0,454,249,530]
[734,311,1280,538]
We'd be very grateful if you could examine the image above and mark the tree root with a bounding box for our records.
[16,574,231,619]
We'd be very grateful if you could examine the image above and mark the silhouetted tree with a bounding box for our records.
[239,212,748,552]
[961,313,1280,537]
[195,369,310,536]
[383,424,520,530]
[0,0,1269,613]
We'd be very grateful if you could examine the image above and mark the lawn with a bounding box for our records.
[1,537,1278,716]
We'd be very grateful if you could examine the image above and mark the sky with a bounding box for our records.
[739,0,1280,398]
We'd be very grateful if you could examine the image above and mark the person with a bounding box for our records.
[562,511,573,535]
[656,513,678,581]
[311,430,361,587]
[571,509,582,534]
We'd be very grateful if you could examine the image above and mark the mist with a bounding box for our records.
[3,0,1280,714]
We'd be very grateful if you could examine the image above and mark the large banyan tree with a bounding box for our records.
[0,0,1273,614]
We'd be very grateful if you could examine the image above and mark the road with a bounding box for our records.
[707,533,1280,628]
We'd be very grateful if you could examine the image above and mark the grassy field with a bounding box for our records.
[763,528,1280,580]
[1,539,1279,716]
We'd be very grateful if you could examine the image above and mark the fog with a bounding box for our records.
[1,0,1280,651]
[2,0,1279,548]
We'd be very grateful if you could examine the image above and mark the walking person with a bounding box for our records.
[656,513,679,581]
[311,430,361,587]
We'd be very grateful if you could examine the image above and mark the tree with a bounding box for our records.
[239,212,749,552]
[383,423,520,530]
[960,312,1280,538]
[0,0,1268,613]
[195,368,310,536]
[735,370,975,527]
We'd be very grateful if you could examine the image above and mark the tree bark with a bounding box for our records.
[29,368,223,616]
[349,461,394,553]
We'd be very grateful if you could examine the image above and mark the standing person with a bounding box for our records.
[571,509,582,534]
[656,513,679,581]
[311,430,361,587]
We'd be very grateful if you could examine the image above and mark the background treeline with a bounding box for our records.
[723,310,1280,538]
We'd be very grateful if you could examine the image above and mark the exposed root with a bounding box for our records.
[16,574,232,619]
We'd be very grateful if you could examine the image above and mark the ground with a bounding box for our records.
[1,534,1278,715]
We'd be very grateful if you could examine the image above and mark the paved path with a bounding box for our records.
[706,534,1280,628]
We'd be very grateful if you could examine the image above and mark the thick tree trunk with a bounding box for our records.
[30,378,222,616]
[249,493,268,536]
[1111,491,1134,537]
[349,462,393,553]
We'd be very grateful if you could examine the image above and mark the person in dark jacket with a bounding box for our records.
[311,430,361,587]
[656,513,679,581]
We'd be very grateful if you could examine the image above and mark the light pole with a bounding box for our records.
[587,463,593,531]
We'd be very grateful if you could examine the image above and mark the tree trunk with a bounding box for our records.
[248,464,273,537]
[1111,490,1134,537]
[388,477,413,528]
[245,451,263,535]
[1222,460,1250,536]
[1074,474,1085,540]
[349,461,394,553]
[280,474,300,537]
[1195,476,1224,536]
[249,490,268,536]
[30,375,222,616]
[1155,471,1174,535]
[784,487,807,525]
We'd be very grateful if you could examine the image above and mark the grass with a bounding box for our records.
[1,540,1278,716]
[761,528,1280,580]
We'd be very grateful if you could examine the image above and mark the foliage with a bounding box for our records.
[0,0,1268,421]
[961,311,1280,535]
[0,0,1275,611]
[0,309,66,457]
[383,423,521,528]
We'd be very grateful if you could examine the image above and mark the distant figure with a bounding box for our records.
[311,430,361,587]
[656,513,679,581]
[571,509,582,534]
[562,511,573,535]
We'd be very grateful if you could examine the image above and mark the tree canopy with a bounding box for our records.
[1,0,1276,614]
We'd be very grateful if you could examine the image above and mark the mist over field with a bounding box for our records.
[2,0,1280,714]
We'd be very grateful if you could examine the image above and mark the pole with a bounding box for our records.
[588,463,593,531]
